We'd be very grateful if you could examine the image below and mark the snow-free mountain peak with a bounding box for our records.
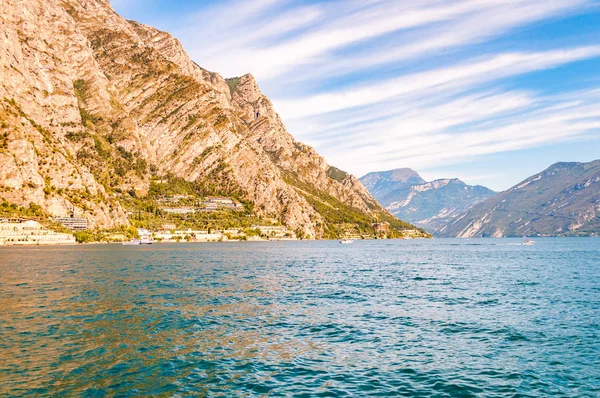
[360,170,495,233]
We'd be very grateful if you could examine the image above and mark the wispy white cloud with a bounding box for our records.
[160,0,600,187]
[276,46,600,119]
[316,88,600,175]
[275,0,592,85]
[177,0,590,81]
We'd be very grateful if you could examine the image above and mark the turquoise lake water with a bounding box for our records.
[1,239,599,396]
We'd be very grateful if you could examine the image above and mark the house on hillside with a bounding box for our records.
[372,221,390,234]
[55,216,88,231]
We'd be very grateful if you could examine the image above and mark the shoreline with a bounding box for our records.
[2,235,596,247]
[0,236,427,247]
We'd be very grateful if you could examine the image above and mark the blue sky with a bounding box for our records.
[112,0,600,191]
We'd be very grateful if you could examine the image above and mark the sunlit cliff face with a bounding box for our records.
[0,0,420,239]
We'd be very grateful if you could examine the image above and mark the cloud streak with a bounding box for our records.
[276,46,600,119]
[317,88,600,175]
[158,0,600,188]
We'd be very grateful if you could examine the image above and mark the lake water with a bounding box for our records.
[1,239,599,397]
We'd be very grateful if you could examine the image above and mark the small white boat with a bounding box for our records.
[339,239,354,244]
[123,239,141,245]
[140,236,153,244]
[523,237,535,246]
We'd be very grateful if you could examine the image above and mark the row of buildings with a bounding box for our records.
[152,225,295,242]
[157,196,244,214]
[0,219,76,245]
[54,216,88,231]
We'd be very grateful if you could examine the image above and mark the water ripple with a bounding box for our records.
[1,238,599,396]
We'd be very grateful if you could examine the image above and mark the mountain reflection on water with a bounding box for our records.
[1,239,599,396]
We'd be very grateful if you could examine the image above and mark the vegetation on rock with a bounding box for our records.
[0,0,428,239]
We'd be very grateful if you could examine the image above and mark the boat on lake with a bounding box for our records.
[524,237,535,246]
[123,236,153,245]
[340,239,354,244]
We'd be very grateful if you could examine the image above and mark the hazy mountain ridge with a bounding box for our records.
[360,168,495,233]
[360,168,426,206]
[440,160,600,237]
[360,169,495,232]
[0,0,423,238]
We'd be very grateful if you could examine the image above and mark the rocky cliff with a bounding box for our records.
[440,160,600,237]
[360,168,426,206]
[0,0,420,237]
[360,169,495,233]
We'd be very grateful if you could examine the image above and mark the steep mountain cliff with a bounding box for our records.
[440,160,600,237]
[0,0,422,238]
[360,169,495,233]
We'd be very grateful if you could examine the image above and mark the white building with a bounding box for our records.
[0,220,76,245]
[207,197,234,204]
[251,225,295,239]
[55,216,88,231]
[154,229,224,242]
[162,207,196,214]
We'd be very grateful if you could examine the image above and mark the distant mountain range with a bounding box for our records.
[440,160,600,238]
[360,168,495,233]
[362,160,600,238]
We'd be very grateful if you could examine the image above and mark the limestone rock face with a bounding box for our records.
[0,0,414,237]
[0,0,127,228]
